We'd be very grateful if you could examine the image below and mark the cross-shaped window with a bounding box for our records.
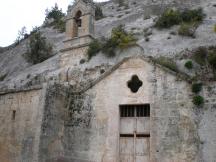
[127,75,143,93]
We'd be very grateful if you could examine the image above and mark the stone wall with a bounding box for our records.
[37,58,216,162]
[38,84,68,162]
[60,46,88,69]
[0,89,45,162]
[63,92,95,162]
[1,58,216,162]
[198,84,216,162]
[84,58,199,162]
[38,83,95,162]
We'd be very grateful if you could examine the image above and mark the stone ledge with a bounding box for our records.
[61,35,94,52]
[63,34,94,43]
[0,85,43,95]
[60,43,90,53]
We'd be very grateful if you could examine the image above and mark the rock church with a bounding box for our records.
[0,0,216,162]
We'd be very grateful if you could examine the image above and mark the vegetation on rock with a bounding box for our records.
[190,46,216,71]
[192,47,208,65]
[24,31,53,64]
[101,37,118,57]
[192,83,203,93]
[87,25,137,59]
[30,26,40,35]
[95,5,104,20]
[111,25,137,49]
[185,60,193,69]
[155,9,182,28]
[14,26,29,45]
[191,80,204,106]
[87,39,102,59]
[178,46,216,82]
[45,4,66,32]
[193,95,204,106]
[207,47,216,70]
[178,22,198,37]
[153,56,178,72]
[155,8,205,37]
[181,8,204,23]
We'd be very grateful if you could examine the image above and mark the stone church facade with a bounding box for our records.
[0,0,216,162]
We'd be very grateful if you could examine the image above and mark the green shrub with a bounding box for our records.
[24,31,53,64]
[185,60,193,69]
[154,56,178,72]
[178,22,198,37]
[181,8,205,23]
[155,8,205,29]
[87,39,102,59]
[102,25,136,57]
[214,24,216,32]
[101,38,118,57]
[45,3,65,20]
[193,95,204,106]
[111,25,137,49]
[87,25,137,59]
[192,47,208,65]
[53,19,65,32]
[192,83,202,93]
[155,9,182,28]
[45,4,65,32]
[95,5,104,20]
[207,50,216,70]
[118,32,137,48]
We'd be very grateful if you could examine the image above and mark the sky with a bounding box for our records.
[0,0,107,47]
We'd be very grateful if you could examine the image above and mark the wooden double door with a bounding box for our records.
[119,104,150,162]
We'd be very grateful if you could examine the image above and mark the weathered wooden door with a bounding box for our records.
[119,105,150,162]
[120,136,134,162]
[120,135,150,162]
[135,136,150,162]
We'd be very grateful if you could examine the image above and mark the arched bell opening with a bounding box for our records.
[73,10,82,37]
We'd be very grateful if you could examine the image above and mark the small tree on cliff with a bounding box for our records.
[24,31,52,64]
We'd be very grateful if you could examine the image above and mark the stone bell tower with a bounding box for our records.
[63,0,95,51]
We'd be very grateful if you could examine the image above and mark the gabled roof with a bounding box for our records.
[74,56,192,94]
[68,0,95,18]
